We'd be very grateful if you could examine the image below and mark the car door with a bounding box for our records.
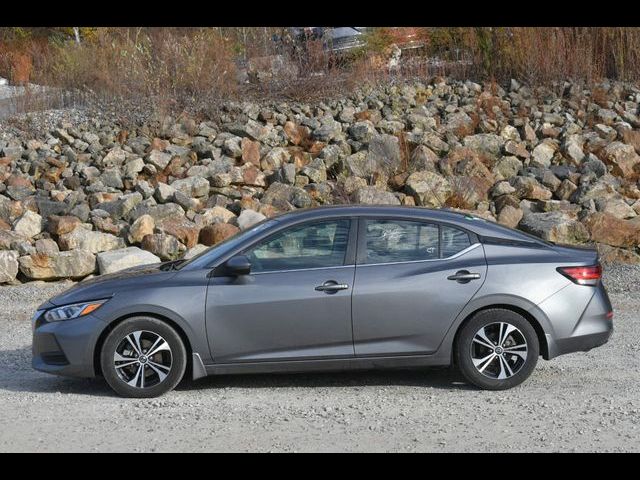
[206,218,356,363]
[352,218,487,356]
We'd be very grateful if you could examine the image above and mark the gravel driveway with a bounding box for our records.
[0,270,639,452]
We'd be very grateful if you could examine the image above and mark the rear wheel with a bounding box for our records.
[455,309,539,390]
[100,317,187,398]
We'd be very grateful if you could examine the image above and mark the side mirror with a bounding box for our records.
[221,255,251,276]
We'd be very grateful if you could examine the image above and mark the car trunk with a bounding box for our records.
[551,243,599,265]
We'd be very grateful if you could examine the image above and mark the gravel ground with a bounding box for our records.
[0,267,639,453]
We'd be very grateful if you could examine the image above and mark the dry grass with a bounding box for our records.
[3,27,640,122]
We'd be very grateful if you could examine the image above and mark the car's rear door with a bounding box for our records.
[206,217,357,363]
[351,217,487,356]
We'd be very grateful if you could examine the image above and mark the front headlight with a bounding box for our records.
[43,300,108,322]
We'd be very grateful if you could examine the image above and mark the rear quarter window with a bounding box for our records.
[441,225,471,257]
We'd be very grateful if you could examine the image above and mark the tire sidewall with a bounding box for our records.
[456,309,539,390]
[101,317,187,398]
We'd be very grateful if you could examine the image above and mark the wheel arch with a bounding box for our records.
[93,312,194,378]
[451,303,550,362]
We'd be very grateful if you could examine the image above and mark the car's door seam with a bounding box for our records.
[349,216,359,356]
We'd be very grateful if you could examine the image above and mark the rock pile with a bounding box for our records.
[2,77,640,283]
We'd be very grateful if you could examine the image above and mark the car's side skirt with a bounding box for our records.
[200,353,451,376]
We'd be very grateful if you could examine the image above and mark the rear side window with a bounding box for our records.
[441,225,471,257]
[363,220,472,264]
[364,220,439,264]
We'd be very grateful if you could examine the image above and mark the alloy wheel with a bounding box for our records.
[113,330,173,389]
[470,322,528,380]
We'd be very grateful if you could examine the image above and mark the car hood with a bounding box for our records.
[43,262,178,308]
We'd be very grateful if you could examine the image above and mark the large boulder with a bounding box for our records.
[600,141,640,179]
[595,197,637,219]
[530,141,556,168]
[0,251,19,283]
[97,247,161,275]
[448,176,493,209]
[509,176,552,201]
[493,156,522,180]
[348,121,376,142]
[261,147,290,171]
[13,210,42,239]
[237,209,267,230]
[155,215,200,248]
[19,250,96,280]
[563,134,585,164]
[352,187,401,205]
[170,176,210,198]
[141,233,186,261]
[128,214,155,244]
[183,244,209,259]
[146,150,172,170]
[0,195,22,223]
[405,171,452,207]
[519,211,589,244]
[445,111,476,138]
[58,227,125,254]
[196,206,236,228]
[47,215,81,236]
[0,230,24,250]
[241,138,261,166]
[262,182,313,210]
[366,134,402,175]
[99,192,143,221]
[199,223,240,246]
[584,212,640,248]
[497,205,523,229]
[155,183,177,203]
[463,134,504,160]
[597,244,640,265]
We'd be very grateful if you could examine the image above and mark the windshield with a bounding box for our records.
[179,219,279,270]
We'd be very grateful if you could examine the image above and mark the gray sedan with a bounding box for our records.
[32,206,613,397]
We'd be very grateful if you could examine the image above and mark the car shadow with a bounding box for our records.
[177,367,472,391]
[1,346,472,396]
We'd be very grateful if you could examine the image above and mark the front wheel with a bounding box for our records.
[100,317,187,398]
[455,309,539,390]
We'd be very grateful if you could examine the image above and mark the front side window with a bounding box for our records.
[245,219,351,273]
[364,220,439,264]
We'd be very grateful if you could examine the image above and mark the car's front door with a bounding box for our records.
[206,218,356,363]
[352,218,487,356]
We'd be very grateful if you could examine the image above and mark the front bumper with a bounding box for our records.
[32,310,107,378]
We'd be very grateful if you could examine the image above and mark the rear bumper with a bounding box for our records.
[542,282,614,360]
[547,328,612,358]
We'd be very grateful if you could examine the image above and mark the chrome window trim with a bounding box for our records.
[249,264,355,276]
[356,242,481,268]
[247,243,480,274]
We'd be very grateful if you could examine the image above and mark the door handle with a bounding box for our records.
[447,270,481,283]
[315,281,349,293]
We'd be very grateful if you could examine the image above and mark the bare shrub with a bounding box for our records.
[4,27,640,122]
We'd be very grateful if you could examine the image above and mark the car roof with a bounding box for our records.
[270,205,546,244]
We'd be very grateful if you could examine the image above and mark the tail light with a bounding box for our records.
[557,265,602,286]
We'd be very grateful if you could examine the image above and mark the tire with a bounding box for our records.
[455,309,539,390]
[100,317,187,398]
